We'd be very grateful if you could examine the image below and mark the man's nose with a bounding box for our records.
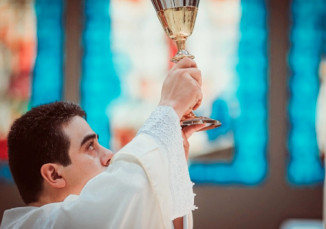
[100,148,114,167]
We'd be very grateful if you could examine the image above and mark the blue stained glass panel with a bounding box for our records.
[82,0,121,147]
[189,0,268,185]
[31,0,65,107]
[287,0,325,185]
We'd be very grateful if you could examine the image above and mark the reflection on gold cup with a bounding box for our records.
[152,0,199,62]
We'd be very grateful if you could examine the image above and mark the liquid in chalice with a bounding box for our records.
[157,6,198,40]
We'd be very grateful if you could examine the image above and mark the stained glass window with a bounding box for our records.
[81,0,121,147]
[288,0,325,185]
[3,0,325,187]
[0,0,37,182]
[0,0,64,183]
[97,0,269,185]
[189,0,268,184]
[31,0,65,106]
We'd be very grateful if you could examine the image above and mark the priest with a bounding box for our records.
[1,57,204,229]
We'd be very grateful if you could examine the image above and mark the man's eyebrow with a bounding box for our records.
[80,133,99,147]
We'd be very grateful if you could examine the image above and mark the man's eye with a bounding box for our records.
[87,142,95,150]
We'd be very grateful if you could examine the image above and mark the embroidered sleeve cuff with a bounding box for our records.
[137,106,197,219]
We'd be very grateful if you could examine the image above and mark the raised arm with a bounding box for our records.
[53,58,202,229]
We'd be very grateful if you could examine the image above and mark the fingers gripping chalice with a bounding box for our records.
[151,0,221,131]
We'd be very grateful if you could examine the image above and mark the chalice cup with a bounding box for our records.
[151,0,221,130]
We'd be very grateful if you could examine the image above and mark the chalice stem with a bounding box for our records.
[172,39,195,63]
[176,39,186,50]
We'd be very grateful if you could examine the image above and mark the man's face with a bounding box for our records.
[61,116,113,195]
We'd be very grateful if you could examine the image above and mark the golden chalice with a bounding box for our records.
[151,0,221,130]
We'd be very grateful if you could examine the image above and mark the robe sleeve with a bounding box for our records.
[136,106,196,219]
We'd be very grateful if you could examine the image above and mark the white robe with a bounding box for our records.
[0,106,195,229]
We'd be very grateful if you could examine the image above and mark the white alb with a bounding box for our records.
[0,106,195,229]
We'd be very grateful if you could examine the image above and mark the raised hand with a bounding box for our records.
[159,57,202,119]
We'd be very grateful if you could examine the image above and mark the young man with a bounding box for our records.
[1,58,204,229]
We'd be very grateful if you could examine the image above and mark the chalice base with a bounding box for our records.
[181,113,222,131]
[171,50,195,63]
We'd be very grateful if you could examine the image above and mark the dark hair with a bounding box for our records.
[8,101,86,204]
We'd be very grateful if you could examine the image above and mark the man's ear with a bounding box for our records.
[40,163,66,189]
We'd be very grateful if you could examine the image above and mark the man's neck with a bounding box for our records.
[28,200,46,207]
[28,196,59,207]
[28,191,67,207]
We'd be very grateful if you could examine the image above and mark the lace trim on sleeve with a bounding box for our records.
[137,106,197,219]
